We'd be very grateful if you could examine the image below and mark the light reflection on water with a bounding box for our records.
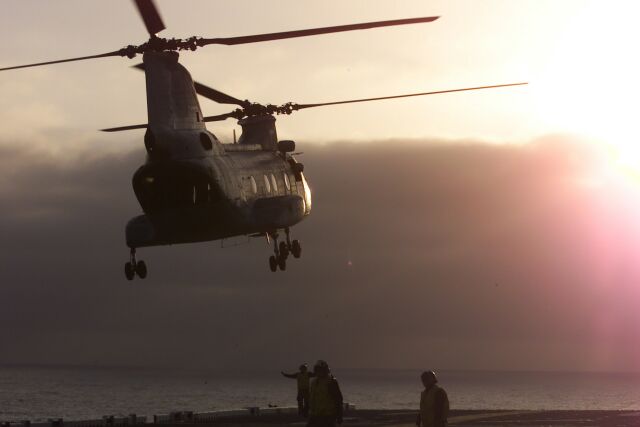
[1,366,639,421]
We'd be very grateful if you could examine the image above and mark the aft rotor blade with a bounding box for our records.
[194,82,250,107]
[0,50,122,72]
[133,63,248,106]
[102,112,239,131]
[101,123,147,132]
[294,83,528,110]
[203,112,241,122]
[133,0,166,35]
[199,16,439,46]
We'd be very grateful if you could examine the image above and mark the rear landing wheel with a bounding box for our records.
[269,255,278,272]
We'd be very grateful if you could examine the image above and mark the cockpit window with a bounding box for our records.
[250,176,258,194]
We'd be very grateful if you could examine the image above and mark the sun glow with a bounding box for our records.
[531,2,640,184]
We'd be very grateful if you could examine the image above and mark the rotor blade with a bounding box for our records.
[133,63,248,106]
[101,123,147,132]
[194,82,250,107]
[293,83,528,110]
[203,112,241,122]
[102,112,239,131]
[199,16,439,46]
[0,50,122,72]
[133,0,165,35]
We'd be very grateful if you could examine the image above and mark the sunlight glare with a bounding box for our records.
[531,2,640,183]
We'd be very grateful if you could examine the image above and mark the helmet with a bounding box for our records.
[314,360,330,374]
[421,370,438,383]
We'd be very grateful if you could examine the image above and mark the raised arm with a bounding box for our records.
[281,371,298,379]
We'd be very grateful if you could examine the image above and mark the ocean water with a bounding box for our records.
[1,366,640,422]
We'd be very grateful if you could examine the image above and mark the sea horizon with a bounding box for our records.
[2,364,640,422]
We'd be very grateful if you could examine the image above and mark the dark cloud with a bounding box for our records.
[1,136,639,372]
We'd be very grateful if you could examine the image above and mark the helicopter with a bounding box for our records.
[0,0,526,278]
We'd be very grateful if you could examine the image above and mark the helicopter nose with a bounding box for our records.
[253,195,305,228]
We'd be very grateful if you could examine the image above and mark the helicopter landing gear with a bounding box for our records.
[267,229,302,272]
[125,248,147,280]
[285,228,302,259]
[279,241,289,259]
[268,232,287,272]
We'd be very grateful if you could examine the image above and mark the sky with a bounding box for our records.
[1,1,640,373]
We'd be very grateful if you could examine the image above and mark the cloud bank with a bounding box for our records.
[1,136,639,372]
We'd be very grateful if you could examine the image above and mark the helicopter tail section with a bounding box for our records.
[143,51,205,132]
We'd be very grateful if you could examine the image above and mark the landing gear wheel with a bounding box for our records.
[279,241,289,258]
[269,255,278,272]
[124,262,135,281]
[291,240,302,258]
[136,260,147,279]
[278,256,287,271]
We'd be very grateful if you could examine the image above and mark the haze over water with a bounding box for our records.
[2,366,640,422]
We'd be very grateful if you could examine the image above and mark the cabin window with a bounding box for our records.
[249,176,258,194]
[270,174,278,193]
[283,173,291,192]
[264,175,271,193]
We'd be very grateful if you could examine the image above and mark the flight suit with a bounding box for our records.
[418,384,449,427]
[308,376,343,427]
[296,371,311,417]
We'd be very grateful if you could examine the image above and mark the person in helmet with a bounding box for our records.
[307,360,343,427]
[416,371,449,427]
[281,364,315,417]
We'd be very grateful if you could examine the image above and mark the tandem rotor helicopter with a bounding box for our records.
[1,0,526,278]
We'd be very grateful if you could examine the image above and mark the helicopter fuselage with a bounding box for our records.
[126,135,311,248]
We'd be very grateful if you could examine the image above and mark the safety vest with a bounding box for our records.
[420,384,449,427]
[309,377,336,417]
[297,371,310,391]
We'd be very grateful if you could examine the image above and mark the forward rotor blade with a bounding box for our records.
[294,83,528,110]
[0,50,122,72]
[199,16,439,46]
[133,0,165,35]
[101,123,147,132]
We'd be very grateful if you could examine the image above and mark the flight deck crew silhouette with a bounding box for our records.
[416,371,449,427]
[282,364,315,417]
[307,360,343,427]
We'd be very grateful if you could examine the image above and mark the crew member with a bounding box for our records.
[308,360,343,427]
[416,371,449,427]
[281,364,315,417]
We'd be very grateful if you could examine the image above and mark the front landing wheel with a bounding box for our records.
[291,240,302,258]
[124,262,135,281]
[136,260,148,279]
